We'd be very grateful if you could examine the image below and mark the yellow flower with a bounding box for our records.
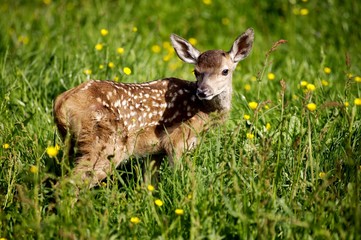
[246,133,254,140]
[108,62,115,68]
[243,114,250,120]
[267,72,275,81]
[132,26,138,32]
[2,143,9,149]
[83,69,92,75]
[46,145,59,158]
[163,41,172,50]
[117,47,125,54]
[147,184,155,192]
[154,199,163,207]
[318,172,326,178]
[187,194,192,200]
[354,76,361,83]
[347,73,353,79]
[300,8,309,16]
[248,101,258,110]
[344,101,349,107]
[95,43,103,51]
[266,123,271,131]
[123,67,132,75]
[43,0,51,5]
[114,76,119,81]
[100,28,109,36]
[324,67,331,74]
[101,182,107,187]
[188,38,197,46]
[18,35,29,45]
[321,80,329,86]
[307,103,317,111]
[202,0,212,5]
[99,64,104,70]
[222,18,230,25]
[244,84,251,91]
[354,98,361,106]
[130,217,140,224]
[175,209,184,215]
[264,105,269,110]
[30,165,38,174]
[163,54,171,62]
[151,44,161,53]
[300,81,308,87]
[306,83,316,91]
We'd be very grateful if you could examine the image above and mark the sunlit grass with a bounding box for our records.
[0,0,360,239]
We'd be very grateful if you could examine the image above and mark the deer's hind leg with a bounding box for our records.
[72,113,128,188]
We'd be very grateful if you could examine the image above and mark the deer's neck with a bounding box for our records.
[201,86,232,113]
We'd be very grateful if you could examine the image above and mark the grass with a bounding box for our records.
[0,0,361,239]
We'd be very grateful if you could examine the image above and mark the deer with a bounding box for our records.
[53,28,254,188]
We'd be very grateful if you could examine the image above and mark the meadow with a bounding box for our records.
[0,0,360,239]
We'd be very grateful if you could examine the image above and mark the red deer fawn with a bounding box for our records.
[54,28,254,188]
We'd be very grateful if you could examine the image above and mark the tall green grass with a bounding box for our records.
[0,0,360,239]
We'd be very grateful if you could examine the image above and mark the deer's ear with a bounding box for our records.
[170,34,200,64]
[229,28,254,63]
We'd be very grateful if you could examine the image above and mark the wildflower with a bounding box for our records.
[347,73,353,79]
[117,47,125,54]
[43,0,51,5]
[248,101,258,110]
[251,76,257,81]
[83,69,92,75]
[114,76,119,81]
[147,184,155,192]
[130,217,140,224]
[2,143,9,149]
[175,209,184,215]
[132,26,138,32]
[243,114,250,120]
[318,172,326,178]
[246,133,254,140]
[163,41,172,50]
[203,0,212,5]
[163,54,171,62]
[321,80,329,86]
[307,103,317,111]
[264,105,269,110]
[100,28,109,36]
[95,43,103,51]
[306,83,316,91]
[344,102,349,107]
[324,67,331,74]
[267,73,275,81]
[108,62,115,68]
[18,35,29,45]
[155,199,163,207]
[222,18,230,25]
[187,194,192,200]
[300,81,308,87]
[188,38,197,46]
[30,165,38,174]
[354,76,361,83]
[123,67,132,75]
[266,123,271,131]
[354,98,361,106]
[151,44,161,53]
[300,8,309,16]
[99,64,104,70]
[244,84,251,91]
[46,145,59,158]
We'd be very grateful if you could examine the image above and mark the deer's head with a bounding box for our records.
[170,28,254,101]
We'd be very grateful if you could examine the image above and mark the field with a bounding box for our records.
[0,0,361,239]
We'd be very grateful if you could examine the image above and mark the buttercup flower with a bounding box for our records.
[203,0,212,5]
[244,84,251,91]
[46,145,59,158]
[175,209,184,215]
[355,76,361,83]
[321,80,329,86]
[83,69,92,75]
[130,217,140,224]
[243,114,250,120]
[306,83,316,91]
[147,184,155,192]
[324,67,331,74]
[300,8,309,16]
[108,62,115,68]
[123,67,132,75]
[117,47,125,54]
[248,101,258,110]
[246,133,254,140]
[344,102,349,107]
[155,199,163,207]
[266,123,271,131]
[267,73,275,81]
[2,143,9,149]
[100,29,109,36]
[300,81,308,87]
[132,26,138,32]
[95,43,103,51]
[319,172,326,178]
[354,98,361,106]
[151,45,161,53]
[188,38,197,46]
[307,103,317,111]
[30,165,38,174]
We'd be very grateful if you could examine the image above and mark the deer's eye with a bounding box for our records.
[222,69,229,76]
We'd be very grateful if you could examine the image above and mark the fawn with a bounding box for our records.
[54,28,254,188]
